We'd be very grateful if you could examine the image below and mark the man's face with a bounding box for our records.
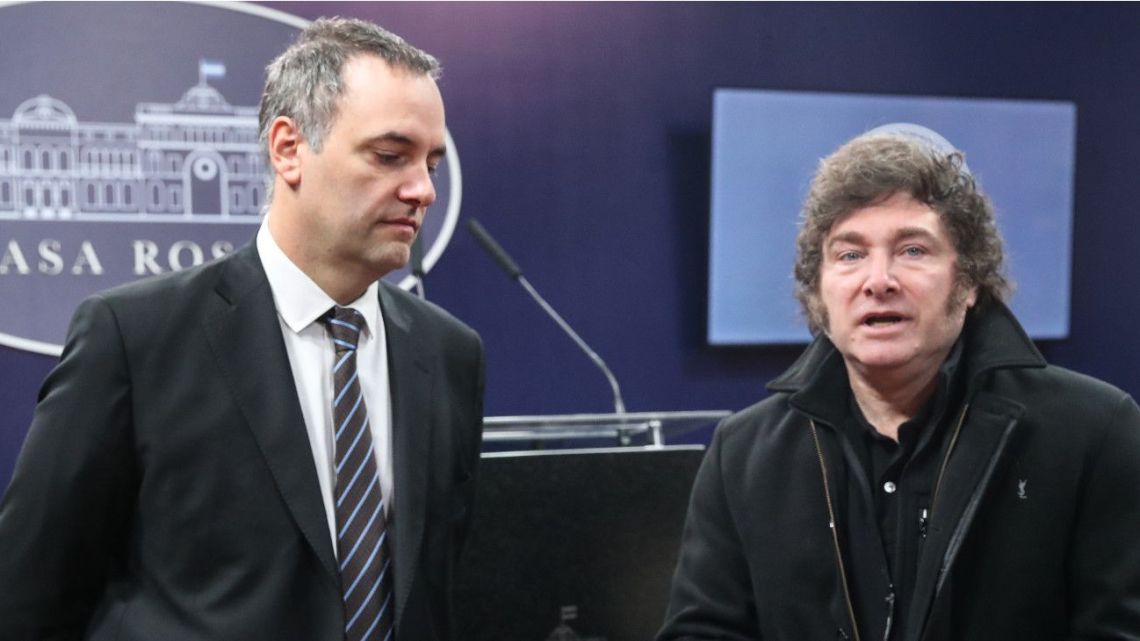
[294,55,446,281]
[818,192,977,383]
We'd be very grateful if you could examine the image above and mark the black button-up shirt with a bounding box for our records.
[841,340,966,641]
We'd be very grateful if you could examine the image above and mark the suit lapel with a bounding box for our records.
[202,246,340,585]
[378,284,435,633]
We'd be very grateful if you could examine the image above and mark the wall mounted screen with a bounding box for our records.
[708,89,1076,344]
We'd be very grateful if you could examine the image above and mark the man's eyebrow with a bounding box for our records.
[826,226,940,249]
[364,131,447,160]
[892,226,939,244]
[364,131,414,146]
[826,230,867,249]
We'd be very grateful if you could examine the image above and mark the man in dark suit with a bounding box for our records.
[0,17,484,641]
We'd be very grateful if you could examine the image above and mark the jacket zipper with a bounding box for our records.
[809,403,969,641]
[928,404,970,525]
[810,419,862,641]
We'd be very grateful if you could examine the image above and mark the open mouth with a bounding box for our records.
[863,315,904,327]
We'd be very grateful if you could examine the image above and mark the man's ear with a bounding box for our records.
[268,116,303,188]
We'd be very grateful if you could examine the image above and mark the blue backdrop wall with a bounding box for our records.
[2,2,1139,488]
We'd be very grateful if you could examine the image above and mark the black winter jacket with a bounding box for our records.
[658,302,1140,641]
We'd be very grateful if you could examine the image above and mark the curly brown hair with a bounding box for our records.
[794,131,1011,334]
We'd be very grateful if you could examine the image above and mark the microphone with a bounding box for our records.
[410,234,426,300]
[466,218,626,415]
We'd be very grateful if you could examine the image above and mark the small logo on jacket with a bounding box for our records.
[1017,479,1028,500]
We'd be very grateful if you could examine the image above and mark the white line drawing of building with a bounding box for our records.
[0,61,264,224]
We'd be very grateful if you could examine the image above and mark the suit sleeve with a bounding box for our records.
[0,295,138,640]
[1066,393,1140,639]
[656,424,760,641]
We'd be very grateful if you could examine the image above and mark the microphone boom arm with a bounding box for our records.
[466,218,627,416]
[516,275,626,415]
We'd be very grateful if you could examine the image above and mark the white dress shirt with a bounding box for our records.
[256,220,394,554]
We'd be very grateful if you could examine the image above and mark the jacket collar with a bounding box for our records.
[767,300,1046,425]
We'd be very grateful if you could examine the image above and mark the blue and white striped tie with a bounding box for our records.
[323,306,394,641]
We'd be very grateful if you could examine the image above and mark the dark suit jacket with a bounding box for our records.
[0,244,485,641]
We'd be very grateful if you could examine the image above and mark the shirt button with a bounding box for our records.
[883,481,897,494]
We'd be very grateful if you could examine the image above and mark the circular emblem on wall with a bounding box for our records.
[0,1,462,355]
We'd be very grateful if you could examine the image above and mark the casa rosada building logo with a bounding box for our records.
[0,1,461,355]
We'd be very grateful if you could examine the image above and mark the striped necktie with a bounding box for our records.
[323,306,395,641]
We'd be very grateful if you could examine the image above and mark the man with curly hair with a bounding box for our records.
[658,128,1140,640]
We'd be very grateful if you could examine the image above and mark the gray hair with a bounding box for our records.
[793,130,1011,334]
[258,17,441,200]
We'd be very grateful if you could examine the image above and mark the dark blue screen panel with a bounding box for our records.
[708,89,1077,344]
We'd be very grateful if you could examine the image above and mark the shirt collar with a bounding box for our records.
[256,218,380,338]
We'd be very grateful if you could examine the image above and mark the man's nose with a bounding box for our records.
[863,254,899,297]
[399,165,437,208]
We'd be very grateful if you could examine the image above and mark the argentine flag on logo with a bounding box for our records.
[198,59,225,83]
